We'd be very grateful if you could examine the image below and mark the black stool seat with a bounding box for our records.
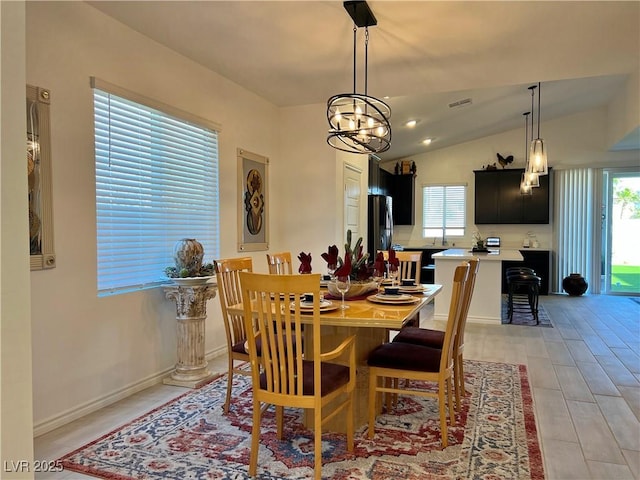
[507,272,541,324]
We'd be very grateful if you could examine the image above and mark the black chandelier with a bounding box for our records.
[327,1,391,154]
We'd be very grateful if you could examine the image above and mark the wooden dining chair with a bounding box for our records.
[380,249,424,328]
[214,257,254,414]
[379,250,423,283]
[266,251,293,275]
[239,272,356,480]
[392,258,480,411]
[397,250,423,284]
[367,262,469,448]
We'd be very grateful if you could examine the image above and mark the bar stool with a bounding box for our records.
[506,267,541,324]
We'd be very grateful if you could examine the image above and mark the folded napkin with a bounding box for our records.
[334,252,351,277]
[374,251,386,276]
[321,245,339,269]
[388,248,400,267]
[298,252,312,274]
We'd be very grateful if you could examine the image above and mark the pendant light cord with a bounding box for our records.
[524,112,530,164]
[364,27,369,96]
[529,85,536,143]
[352,26,357,94]
[537,81,542,138]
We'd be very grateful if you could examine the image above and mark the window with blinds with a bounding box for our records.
[422,184,466,238]
[93,83,219,296]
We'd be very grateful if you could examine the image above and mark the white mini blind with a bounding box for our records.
[422,185,466,237]
[94,87,219,296]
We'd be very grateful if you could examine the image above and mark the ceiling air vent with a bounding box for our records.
[448,98,473,109]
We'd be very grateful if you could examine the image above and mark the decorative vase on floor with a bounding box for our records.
[562,273,588,296]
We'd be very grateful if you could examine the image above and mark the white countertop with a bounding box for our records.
[432,248,523,262]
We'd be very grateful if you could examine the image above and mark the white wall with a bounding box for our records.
[25,2,285,434]
[1,1,35,475]
[383,106,639,250]
[607,69,640,149]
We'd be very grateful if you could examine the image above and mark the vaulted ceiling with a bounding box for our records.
[88,1,639,160]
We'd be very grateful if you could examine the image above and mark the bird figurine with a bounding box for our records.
[497,153,514,168]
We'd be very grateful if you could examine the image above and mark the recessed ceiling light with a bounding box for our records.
[405,120,417,128]
[422,138,433,145]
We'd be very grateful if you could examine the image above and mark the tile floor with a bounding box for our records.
[34,294,640,479]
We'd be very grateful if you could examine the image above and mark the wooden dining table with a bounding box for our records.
[228,283,442,432]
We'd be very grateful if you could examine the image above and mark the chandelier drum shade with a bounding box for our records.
[327,1,391,154]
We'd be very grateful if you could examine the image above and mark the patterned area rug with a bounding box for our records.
[59,360,544,479]
[502,295,552,327]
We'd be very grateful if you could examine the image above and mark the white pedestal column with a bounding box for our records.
[164,284,217,388]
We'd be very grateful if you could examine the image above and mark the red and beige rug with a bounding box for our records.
[59,360,545,479]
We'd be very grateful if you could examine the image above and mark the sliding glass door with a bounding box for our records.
[602,170,640,294]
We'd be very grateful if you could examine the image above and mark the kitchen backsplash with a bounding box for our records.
[393,224,553,250]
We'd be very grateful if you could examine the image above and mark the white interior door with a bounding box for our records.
[343,163,362,243]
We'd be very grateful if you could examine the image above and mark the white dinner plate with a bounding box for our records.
[367,294,420,305]
[398,284,427,293]
[292,300,339,312]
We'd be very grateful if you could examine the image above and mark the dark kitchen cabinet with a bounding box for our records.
[390,174,415,225]
[474,169,551,224]
[367,156,392,196]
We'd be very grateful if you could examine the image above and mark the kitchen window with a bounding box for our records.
[92,78,220,296]
[422,184,466,238]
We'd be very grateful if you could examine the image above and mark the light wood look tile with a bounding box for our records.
[622,449,640,479]
[567,399,627,464]
[577,361,622,396]
[541,438,591,480]
[532,387,578,443]
[554,365,596,402]
[586,460,635,480]
[595,394,640,451]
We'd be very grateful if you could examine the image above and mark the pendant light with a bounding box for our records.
[327,1,391,154]
[525,86,540,188]
[529,81,548,175]
[520,112,533,195]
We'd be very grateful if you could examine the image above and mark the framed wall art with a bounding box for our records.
[237,148,269,252]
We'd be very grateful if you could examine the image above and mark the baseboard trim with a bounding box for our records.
[33,347,226,437]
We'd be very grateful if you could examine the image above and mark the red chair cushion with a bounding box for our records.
[368,342,442,372]
[393,327,444,348]
[259,361,350,396]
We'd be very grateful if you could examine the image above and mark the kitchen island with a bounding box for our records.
[432,248,523,324]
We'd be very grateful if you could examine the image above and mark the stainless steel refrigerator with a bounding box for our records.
[367,195,393,257]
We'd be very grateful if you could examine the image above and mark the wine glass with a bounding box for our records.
[327,263,337,279]
[372,267,385,291]
[335,274,350,310]
[387,264,399,287]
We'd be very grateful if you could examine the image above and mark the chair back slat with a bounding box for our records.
[456,258,480,349]
[440,263,469,372]
[215,257,253,346]
[266,252,293,275]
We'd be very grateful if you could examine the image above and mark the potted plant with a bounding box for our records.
[325,230,377,298]
[164,238,214,284]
